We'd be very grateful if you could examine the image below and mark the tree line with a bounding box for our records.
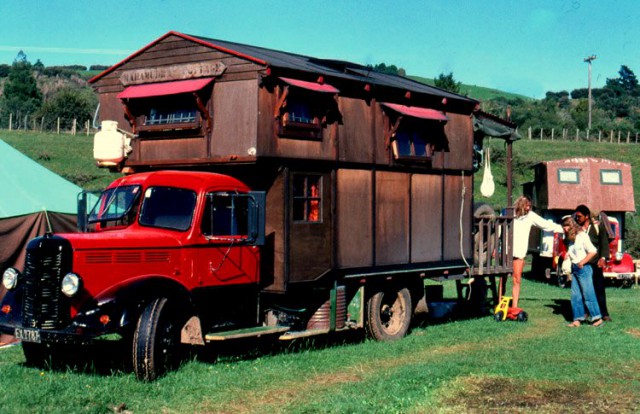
[0,51,102,131]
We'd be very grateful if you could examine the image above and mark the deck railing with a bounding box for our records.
[472,211,513,276]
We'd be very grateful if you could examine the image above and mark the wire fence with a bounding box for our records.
[524,126,640,144]
[0,112,95,136]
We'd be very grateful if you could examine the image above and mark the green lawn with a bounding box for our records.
[1,277,639,413]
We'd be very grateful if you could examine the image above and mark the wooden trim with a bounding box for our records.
[193,92,212,132]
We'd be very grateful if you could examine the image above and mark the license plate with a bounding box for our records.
[15,328,41,343]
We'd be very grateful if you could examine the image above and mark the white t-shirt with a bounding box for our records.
[567,231,597,264]
[513,211,563,259]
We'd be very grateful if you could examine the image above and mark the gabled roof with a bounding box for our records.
[0,139,83,218]
[89,31,476,106]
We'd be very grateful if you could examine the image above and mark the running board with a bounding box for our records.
[278,329,330,341]
[205,326,290,341]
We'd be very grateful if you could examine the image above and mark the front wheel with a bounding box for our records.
[132,297,186,381]
[365,286,412,341]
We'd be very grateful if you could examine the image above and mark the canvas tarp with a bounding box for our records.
[0,139,83,272]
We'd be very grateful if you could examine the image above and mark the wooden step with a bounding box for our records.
[205,326,290,341]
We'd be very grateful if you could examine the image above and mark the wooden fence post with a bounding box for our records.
[627,131,630,143]
[8,113,12,131]
[598,130,602,142]
[618,130,621,143]
[57,118,60,134]
[86,120,90,136]
[72,119,77,136]
[610,130,613,143]
[528,126,532,139]
[576,129,579,141]
[540,128,543,140]
[23,115,27,131]
[40,117,44,132]
[551,128,554,140]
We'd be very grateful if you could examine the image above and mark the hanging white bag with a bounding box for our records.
[480,148,495,197]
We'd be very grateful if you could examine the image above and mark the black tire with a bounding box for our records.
[365,287,412,341]
[517,311,528,322]
[557,274,569,289]
[494,311,504,322]
[132,297,186,381]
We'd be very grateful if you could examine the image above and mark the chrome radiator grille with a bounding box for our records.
[22,235,72,330]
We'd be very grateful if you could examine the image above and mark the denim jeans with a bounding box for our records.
[571,263,602,321]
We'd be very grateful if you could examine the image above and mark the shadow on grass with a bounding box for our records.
[545,299,573,322]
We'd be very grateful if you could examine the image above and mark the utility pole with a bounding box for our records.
[584,55,597,129]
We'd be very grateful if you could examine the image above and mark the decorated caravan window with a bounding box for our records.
[275,78,340,141]
[141,96,200,131]
[292,174,322,223]
[381,103,447,163]
[557,168,580,184]
[117,77,214,135]
[600,169,622,185]
[392,119,435,160]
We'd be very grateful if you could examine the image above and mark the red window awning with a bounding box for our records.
[118,78,214,99]
[381,102,448,122]
[280,77,340,94]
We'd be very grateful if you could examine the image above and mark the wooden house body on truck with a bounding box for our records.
[0,31,516,380]
[525,157,637,285]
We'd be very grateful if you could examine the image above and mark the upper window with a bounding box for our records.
[139,186,197,231]
[117,78,213,135]
[275,78,340,140]
[293,175,322,223]
[600,169,622,185]
[382,103,448,163]
[557,168,580,184]
[393,120,435,159]
[138,95,201,132]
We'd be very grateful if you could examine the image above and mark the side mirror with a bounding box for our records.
[248,191,266,246]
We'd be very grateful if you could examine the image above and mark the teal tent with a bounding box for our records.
[0,139,80,271]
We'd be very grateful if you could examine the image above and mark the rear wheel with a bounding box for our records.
[132,297,186,381]
[494,311,504,322]
[365,286,412,341]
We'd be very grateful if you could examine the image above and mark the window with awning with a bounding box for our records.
[381,102,448,162]
[275,77,340,140]
[118,78,214,134]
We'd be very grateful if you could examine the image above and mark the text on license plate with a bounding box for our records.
[15,328,41,343]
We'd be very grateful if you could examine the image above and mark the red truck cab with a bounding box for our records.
[0,170,265,380]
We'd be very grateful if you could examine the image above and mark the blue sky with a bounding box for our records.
[0,0,638,98]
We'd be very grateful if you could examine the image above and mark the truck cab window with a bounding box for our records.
[88,185,142,228]
[202,193,249,236]
[139,186,197,231]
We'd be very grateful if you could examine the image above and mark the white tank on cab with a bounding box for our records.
[93,121,132,167]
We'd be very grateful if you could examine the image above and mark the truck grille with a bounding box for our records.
[22,235,73,330]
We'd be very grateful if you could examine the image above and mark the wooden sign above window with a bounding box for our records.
[120,62,227,86]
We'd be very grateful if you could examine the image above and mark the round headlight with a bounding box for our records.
[61,273,82,297]
[2,267,20,290]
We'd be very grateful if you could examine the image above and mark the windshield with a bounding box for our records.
[139,186,197,231]
[88,185,141,225]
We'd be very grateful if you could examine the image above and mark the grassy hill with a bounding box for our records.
[409,75,533,101]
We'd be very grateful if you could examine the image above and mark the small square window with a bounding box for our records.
[293,175,322,223]
[391,120,435,161]
[558,168,580,184]
[600,169,622,185]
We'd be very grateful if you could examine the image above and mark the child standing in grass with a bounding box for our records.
[562,216,603,327]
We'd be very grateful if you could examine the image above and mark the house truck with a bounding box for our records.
[0,32,517,380]
[525,157,637,286]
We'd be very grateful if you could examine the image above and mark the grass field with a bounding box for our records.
[1,276,639,413]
